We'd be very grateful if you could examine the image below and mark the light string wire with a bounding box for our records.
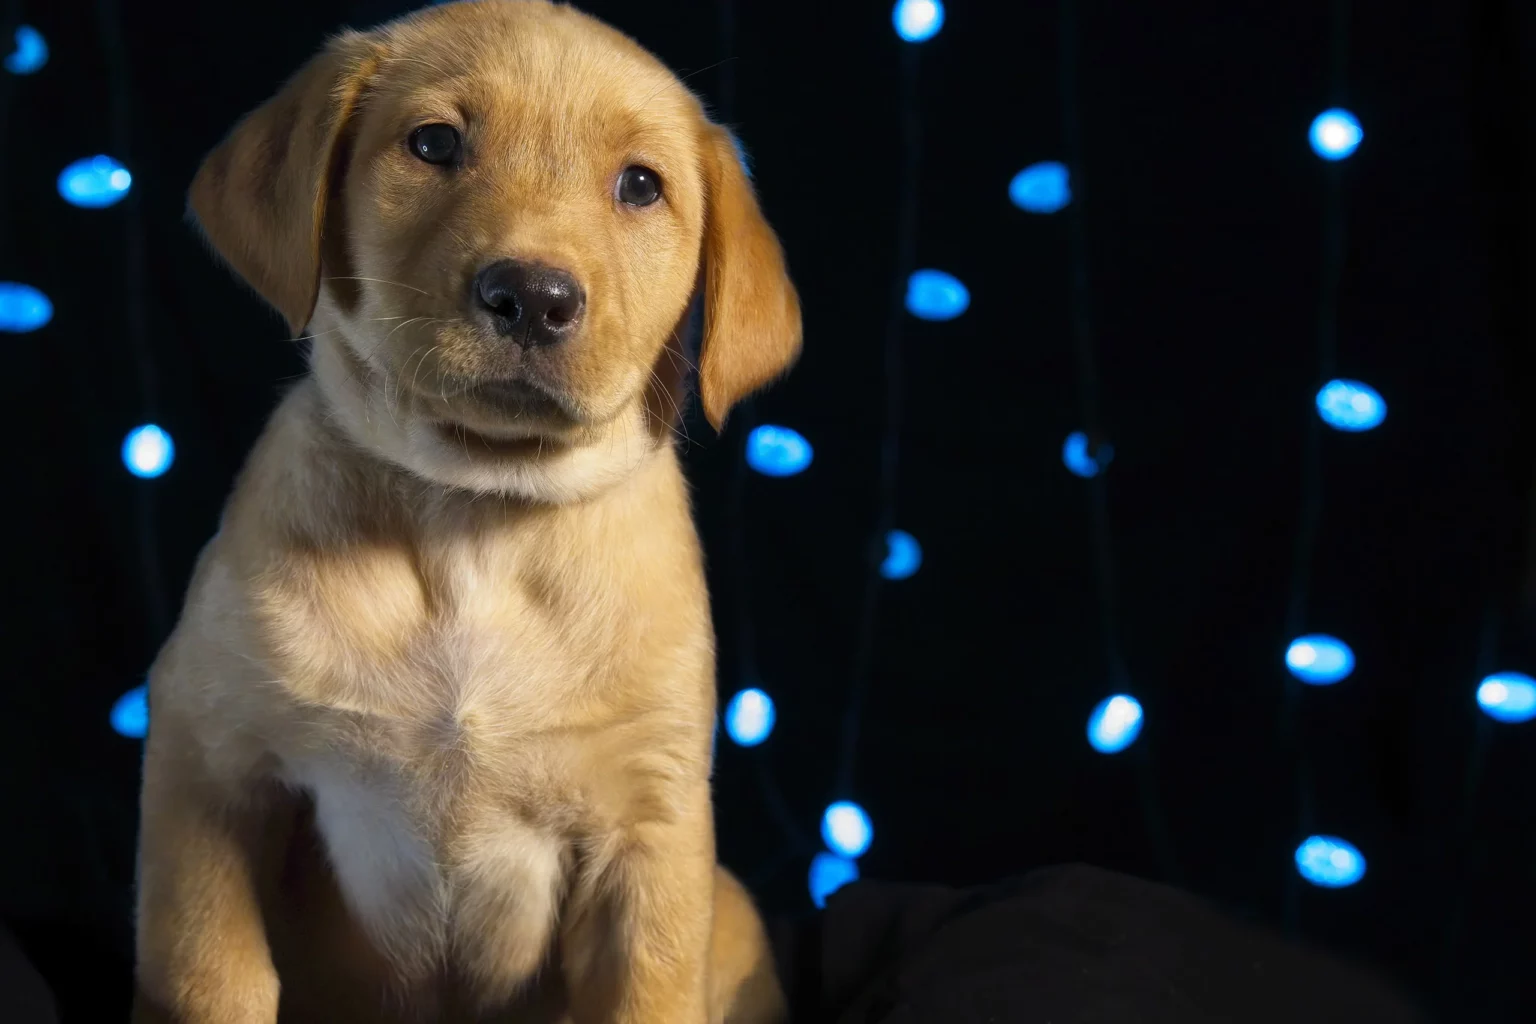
[709,0,816,868]
[0,1,20,247]
[1436,602,1498,1006]
[1058,0,1180,883]
[835,39,921,800]
[95,0,170,644]
[1437,2,1535,1004]
[1278,0,1354,937]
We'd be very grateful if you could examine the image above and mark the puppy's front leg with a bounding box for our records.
[133,713,279,1024]
[564,787,715,1024]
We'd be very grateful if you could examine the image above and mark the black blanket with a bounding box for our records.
[774,864,1430,1024]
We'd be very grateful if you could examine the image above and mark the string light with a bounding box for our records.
[1087,694,1143,754]
[892,0,945,43]
[745,424,812,477]
[122,424,175,479]
[724,688,776,746]
[1295,835,1366,888]
[1315,379,1386,432]
[1009,161,1071,214]
[821,801,873,858]
[1285,634,1355,686]
[1476,672,1536,724]
[58,155,133,209]
[0,282,53,332]
[110,684,148,739]
[904,269,970,321]
[4,26,47,75]
[1309,109,1363,161]
[808,852,859,908]
[880,529,922,580]
[1061,431,1112,478]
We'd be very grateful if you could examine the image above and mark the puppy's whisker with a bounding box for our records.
[321,276,436,298]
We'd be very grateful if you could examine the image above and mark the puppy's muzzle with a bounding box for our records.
[473,259,586,348]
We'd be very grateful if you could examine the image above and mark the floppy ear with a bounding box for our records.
[188,32,382,336]
[698,126,803,431]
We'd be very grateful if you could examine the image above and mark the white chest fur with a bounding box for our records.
[287,747,569,994]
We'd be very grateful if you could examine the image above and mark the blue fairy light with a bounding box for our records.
[111,685,149,739]
[892,0,945,43]
[0,282,53,333]
[905,269,969,321]
[1062,431,1112,478]
[745,424,812,477]
[880,530,922,580]
[1316,379,1386,432]
[1295,835,1366,888]
[59,155,133,209]
[821,801,873,859]
[1009,161,1071,214]
[123,424,175,479]
[809,852,859,908]
[1309,109,1363,161]
[724,688,776,747]
[4,26,47,75]
[1477,672,1536,724]
[1087,694,1143,754]
[1285,635,1355,686]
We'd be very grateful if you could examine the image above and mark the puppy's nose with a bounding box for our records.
[473,260,585,346]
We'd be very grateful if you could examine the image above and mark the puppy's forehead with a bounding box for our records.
[378,3,699,140]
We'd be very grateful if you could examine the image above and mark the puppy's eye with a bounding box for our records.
[409,124,461,166]
[616,165,662,206]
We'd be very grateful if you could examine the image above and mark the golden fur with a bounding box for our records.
[131,2,801,1021]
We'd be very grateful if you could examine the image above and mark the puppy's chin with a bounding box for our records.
[310,335,658,504]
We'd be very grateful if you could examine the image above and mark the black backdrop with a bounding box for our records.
[2,0,1534,1020]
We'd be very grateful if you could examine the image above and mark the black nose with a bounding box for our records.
[473,260,586,346]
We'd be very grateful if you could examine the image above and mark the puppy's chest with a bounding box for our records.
[259,545,642,977]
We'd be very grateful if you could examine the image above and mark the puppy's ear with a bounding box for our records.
[188,32,382,336]
[698,126,803,431]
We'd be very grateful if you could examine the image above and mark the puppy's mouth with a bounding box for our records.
[426,379,579,458]
[461,378,576,423]
[432,421,562,458]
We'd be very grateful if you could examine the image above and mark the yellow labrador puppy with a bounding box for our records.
[132,2,800,1022]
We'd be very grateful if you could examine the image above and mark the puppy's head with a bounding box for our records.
[190,0,800,501]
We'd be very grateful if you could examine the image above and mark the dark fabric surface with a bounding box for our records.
[775,864,1432,1024]
[0,920,57,1024]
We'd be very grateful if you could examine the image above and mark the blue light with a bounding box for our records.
[892,0,945,43]
[1285,634,1355,686]
[59,155,133,209]
[1315,379,1386,432]
[1062,431,1112,478]
[111,684,149,739]
[746,424,812,477]
[1309,109,1363,161]
[808,852,859,909]
[822,801,873,859]
[4,26,47,75]
[724,687,776,747]
[1087,694,1143,754]
[0,282,53,333]
[905,269,969,321]
[1009,161,1071,214]
[881,529,922,580]
[122,424,175,479]
[1477,672,1536,724]
[1295,835,1366,888]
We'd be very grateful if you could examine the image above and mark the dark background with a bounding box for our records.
[2,0,1534,1019]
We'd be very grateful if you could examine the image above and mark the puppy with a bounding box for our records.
[132,2,800,1022]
